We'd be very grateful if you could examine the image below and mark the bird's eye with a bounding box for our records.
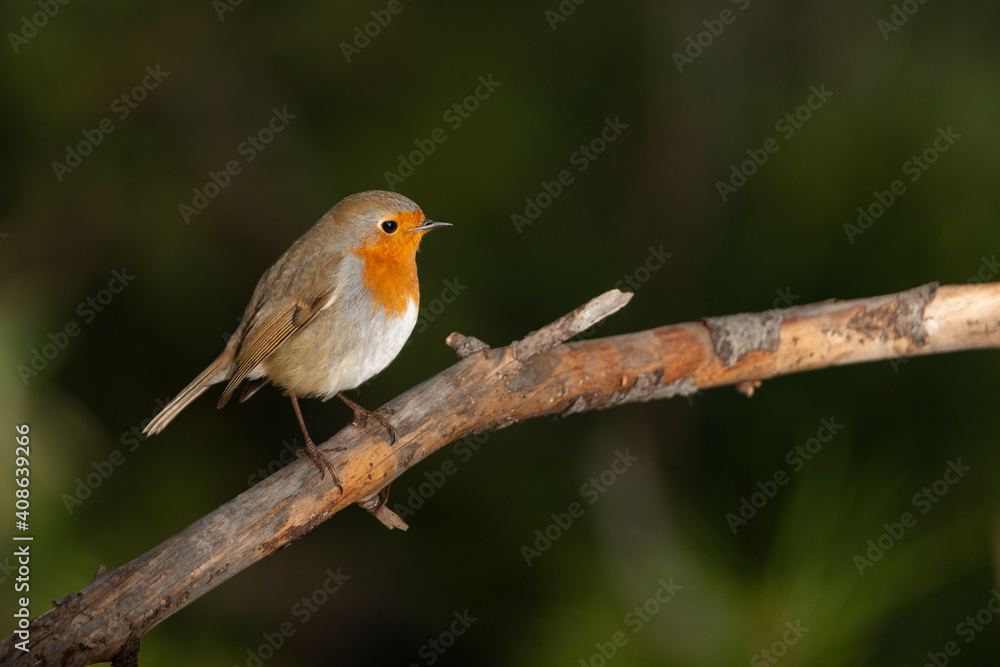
[381,219,398,234]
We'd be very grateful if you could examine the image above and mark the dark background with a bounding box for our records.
[2,1,1000,665]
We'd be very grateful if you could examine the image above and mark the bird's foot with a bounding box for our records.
[297,437,345,492]
[336,393,397,444]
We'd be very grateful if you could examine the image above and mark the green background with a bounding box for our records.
[2,1,1000,665]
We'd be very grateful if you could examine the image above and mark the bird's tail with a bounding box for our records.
[144,352,232,435]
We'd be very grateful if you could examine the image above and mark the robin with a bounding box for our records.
[143,190,451,491]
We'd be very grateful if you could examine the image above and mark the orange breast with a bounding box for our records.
[349,210,424,317]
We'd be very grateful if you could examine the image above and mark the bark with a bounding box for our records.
[3,281,999,665]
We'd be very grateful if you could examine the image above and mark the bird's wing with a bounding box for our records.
[216,288,338,408]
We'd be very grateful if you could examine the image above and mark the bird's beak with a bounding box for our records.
[414,219,452,232]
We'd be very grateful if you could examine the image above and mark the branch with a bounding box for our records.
[4,281,1000,665]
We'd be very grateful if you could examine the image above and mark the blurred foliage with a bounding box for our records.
[2,0,1000,665]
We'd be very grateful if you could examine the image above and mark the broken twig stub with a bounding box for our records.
[446,332,490,358]
[513,289,634,361]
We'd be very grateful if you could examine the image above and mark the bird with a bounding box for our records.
[143,190,451,491]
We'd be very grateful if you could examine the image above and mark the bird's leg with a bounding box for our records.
[336,392,397,444]
[337,394,399,523]
[290,391,343,492]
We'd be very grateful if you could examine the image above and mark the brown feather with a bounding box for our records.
[144,350,233,434]
[217,289,335,408]
[239,377,269,403]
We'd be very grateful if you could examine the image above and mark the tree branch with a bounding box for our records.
[4,281,999,665]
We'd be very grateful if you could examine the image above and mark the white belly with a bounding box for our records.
[324,299,418,394]
[262,299,419,399]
